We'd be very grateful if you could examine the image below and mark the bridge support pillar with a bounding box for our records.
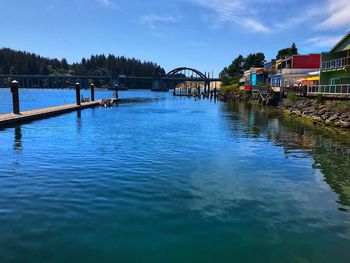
[152,79,165,91]
[11,80,20,114]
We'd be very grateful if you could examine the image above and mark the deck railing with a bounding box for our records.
[307,85,350,96]
[321,56,350,71]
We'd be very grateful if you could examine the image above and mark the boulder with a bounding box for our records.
[328,115,339,121]
[340,121,350,128]
[325,120,332,126]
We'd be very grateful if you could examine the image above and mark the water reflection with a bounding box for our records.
[13,126,22,152]
[225,102,350,209]
[76,110,82,133]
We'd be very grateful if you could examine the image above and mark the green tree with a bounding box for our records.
[0,48,166,83]
[243,52,265,70]
[61,58,69,71]
[276,43,298,59]
[220,54,245,85]
[220,52,266,86]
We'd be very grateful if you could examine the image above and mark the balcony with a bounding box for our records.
[321,56,350,71]
[307,84,350,98]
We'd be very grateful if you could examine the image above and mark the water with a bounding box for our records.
[1,90,350,262]
[0,88,153,114]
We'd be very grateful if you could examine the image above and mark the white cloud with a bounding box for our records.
[275,8,319,30]
[140,14,181,29]
[275,0,350,31]
[191,0,271,33]
[304,35,343,48]
[96,0,119,9]
[245,19,270,33]
[317,0,350,30]
[192,0,350,33]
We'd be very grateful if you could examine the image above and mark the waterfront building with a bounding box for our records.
[270,54,321,91]
[320,32,350,86]
[264,59,277,89]
[239,68,266,91]
[239,69,253,90]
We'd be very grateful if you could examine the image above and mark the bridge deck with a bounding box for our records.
[0,99,119,128]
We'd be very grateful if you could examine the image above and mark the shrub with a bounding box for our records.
[287,91,298,103]
[221,83,240,96]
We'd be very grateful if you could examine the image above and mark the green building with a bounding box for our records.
[320,32,350,86]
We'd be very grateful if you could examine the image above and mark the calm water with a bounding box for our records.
[0,88,152,114]
[1,90,350,262]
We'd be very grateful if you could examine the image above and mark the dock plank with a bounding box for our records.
[0,99,118,128]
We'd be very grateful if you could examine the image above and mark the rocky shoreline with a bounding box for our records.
[280,98,350,129]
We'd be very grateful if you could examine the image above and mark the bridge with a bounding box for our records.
[0,67,220,92]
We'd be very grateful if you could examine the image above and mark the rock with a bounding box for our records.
[293,110,302,116]
[340,121,350,128]
[334,121,341,127]
[321,113,332,120]
[328,115,339,121]
[313,116,322,123]
[325,120,332,126]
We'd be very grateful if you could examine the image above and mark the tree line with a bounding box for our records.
[0,48,166,77]
[220,43,298,86]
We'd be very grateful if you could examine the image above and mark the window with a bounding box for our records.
[330,78,340,85]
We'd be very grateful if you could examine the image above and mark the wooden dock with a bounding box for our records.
[0,98,119,128]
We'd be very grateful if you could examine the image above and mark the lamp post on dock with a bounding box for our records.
[90,83,95,102]
[11,80,20,114]
[76,82,81,105]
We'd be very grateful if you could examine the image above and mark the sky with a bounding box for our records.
[0,0,349,76]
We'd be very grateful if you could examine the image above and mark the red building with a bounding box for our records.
[291,54,321,69]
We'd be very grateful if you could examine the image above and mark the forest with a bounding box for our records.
[0,48,166,77]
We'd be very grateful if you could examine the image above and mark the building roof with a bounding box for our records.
[330,31,350,52]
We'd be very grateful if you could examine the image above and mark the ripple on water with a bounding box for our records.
[1,91,350,262]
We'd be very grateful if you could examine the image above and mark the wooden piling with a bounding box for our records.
[90,83,95,101]
[11,80,20,114]
[76,82,81,105]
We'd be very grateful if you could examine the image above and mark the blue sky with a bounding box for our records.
[0,0,349,75]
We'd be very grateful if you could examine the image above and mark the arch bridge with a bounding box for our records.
[0,67,220,92]
[152,67,220,92]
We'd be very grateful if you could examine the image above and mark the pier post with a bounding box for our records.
[11,80,20,114]
[76,82,81,105]
[90,83,95,101]
[115,84,119,99]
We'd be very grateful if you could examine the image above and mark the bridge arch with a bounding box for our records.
[165,67,208,79]
[87,67,114,77]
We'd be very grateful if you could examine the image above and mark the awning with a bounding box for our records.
[305,76,320,81]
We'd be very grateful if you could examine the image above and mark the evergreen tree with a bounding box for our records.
[0,48,166,78]
[276,43,298,59]
[243,53,265,70]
